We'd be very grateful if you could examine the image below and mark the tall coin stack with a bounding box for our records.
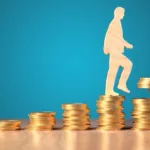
[28,112,56,130]
[132,98,150,130]
[62,103,91,130]
[0,120,22,131]
[132,77,150,130]
[97,95,125,130]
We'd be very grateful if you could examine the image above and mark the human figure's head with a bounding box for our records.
[114,7,125,20]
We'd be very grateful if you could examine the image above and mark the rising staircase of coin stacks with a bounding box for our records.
[28,112,56,130]
[132,77,150,130]
[97,95,125,130]
[0,120,22,131]
[62,103,91,130]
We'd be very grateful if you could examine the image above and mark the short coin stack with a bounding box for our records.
[0,120,22,131]
[62,103,91,130]
[138,78,150,89]
[28,112,56,130]
[132,98,150,130]
[97,95,125,130]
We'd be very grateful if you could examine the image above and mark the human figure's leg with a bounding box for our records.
[105,55,120,96]
[117,54,133,93]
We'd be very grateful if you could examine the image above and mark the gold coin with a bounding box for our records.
[133,121,150,125]
[29,112,56,117]
[96,104,123,109]
[133,112,150,115]
[63,116,90,121]
[138,78,150,88]
[28,124,54,127]
[98,121,124,126]
[96,105,123,111]
[30,122,55,126]
[63,119,89,124]
[98,118,124,123]
[0,120,22,125]
[62,103,88,110]
[0,128,20,131]
[63,121,90,126]
[133,98,150,103]
[138,84,150,88]
[29,117,56,121]
[97,109,123,114]
[99,95,125,101]
[133,108,150,112]
[97,100,123,104]
[100,113,125,118]
[97,102,123,106]
[133,125,150,130]
[63,110,90,117]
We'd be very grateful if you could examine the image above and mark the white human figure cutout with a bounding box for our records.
[104,7,133,96]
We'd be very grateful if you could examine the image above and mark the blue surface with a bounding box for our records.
[0,0,150,119]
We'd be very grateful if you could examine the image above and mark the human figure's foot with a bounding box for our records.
[105,91,119,96]
[118,84,130,93]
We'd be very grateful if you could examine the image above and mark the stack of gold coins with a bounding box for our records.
[28,112,56,130]
[138,78,150,89]
[62,103,91,130]
[97,95,125,130]
[132,98,150,130]
[0,120,22,131]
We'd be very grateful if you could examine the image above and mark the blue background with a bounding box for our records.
[0,0,150,119]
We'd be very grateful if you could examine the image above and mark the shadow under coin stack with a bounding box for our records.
[28,112,56,130]
[62,103,91,130]
[97,95,125,130]
[132,77,150,130]
[0,120,22,131]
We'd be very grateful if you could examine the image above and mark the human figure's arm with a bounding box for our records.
[103,36,109,54]
[108,30,133,49]
[107,21,133,49]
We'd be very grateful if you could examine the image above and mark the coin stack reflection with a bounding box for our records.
[62,103,91,130]
[97,95,125,130]
[28,112,56,130]
[132,98,150,130]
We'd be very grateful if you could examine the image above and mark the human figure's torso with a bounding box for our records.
[104,19,125,54]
